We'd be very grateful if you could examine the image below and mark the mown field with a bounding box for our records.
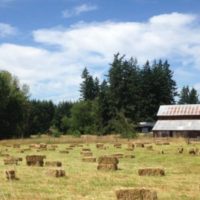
[0,136,199,200]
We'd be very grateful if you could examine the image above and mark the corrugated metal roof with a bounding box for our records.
[153,120,200,131]
[157,104,200,116]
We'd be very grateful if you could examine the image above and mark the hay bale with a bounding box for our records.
[98,156,119,165]
[136,143,144,148]
[13,144,20,148]
[4,156,22,165]
[189,148,199,155]
[127,143,135,148]
[146,145,153,150]
[46,169,65,177]
[138,168,165,176]
[96,143,104,149]
[82,152,93,157]
[81,148,91,152]
[114,143,122,148]
[59,150,69,154]
[45,161,62,167]
[112,153,124,159]
[5,170,19,180]
[116,188,158,200]
[124,155,135,159]
[26,155,46,166]
[178,147,184,154]
[66,147,73,151]
[4,158,18,165]
[82,157,96,162]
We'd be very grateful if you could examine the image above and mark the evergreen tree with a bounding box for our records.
[80,67,98,100]
[179,86,199,104]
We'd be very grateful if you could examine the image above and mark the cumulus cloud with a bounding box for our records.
[1,12,200,102]
[62,4,97,18]
[0,23,16,37]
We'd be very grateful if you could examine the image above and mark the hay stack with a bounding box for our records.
[97,156,119,170]
[146,145,153,150]
[5,170,18,180]
[114,144,122,148]
[136,143,144,148]
[189,148,199,155]
[116,188,158,200]
[4,157,22,165]
[13,144,20,148]
[178,147,184,154]
[26,155,46,166]
[112,153,124,159]
[59,150,69,154]
[96,143,104,149]
[45,161,62,167]
[82,157,96,162]
[138,168,165,176]
[124,155,135,159]
[46,169,65,177]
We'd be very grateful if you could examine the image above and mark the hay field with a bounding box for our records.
[0,137,199,200]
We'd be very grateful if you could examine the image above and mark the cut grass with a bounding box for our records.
[0,137,199,199]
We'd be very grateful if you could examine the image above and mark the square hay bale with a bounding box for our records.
[59,150,69,154]
[5,170,19,180]
[26,155,46,167]
[114,143,122,148]
[45,161,62,167]
[98,156,119,165]
[96,143,104,149]
[13,144,20,148]
[124,155,135,159]
[189,148,199,155]
[81,148,91,152]
[126,147,134,151]
[127,143,135,149]
[178,147,184,154]
[97,163,118,170]
[46,169,65,177]
[116,188,158,200]
[4,158,18,165]
[138,168,165,176]
[82,152,93,157]
[136,143,144,148]
[66,147,73,151]
[82,157,96,162]
[146,146,153,150]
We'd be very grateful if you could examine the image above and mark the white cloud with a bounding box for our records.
[1,12,200,102]
[62,4,97,18]
[0,23,16,37]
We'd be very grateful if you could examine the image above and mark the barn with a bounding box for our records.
[153,104,200,138]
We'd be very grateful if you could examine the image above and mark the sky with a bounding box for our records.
[0,0,200,102]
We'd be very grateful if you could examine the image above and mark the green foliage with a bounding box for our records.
[80,67,100,101]
[0,70,29,138]
[49,126,61,138]
[179,86,199,104]
[27,100,55,135]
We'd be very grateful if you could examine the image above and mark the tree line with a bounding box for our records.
[0,54,199,139]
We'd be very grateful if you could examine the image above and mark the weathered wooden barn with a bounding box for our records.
[153,104,200,138]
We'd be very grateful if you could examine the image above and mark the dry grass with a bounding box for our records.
[0,136,199,199]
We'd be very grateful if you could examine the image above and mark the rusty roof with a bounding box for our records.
[157,104,200,116]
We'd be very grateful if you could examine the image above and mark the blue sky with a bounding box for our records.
[0,0,200,102]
